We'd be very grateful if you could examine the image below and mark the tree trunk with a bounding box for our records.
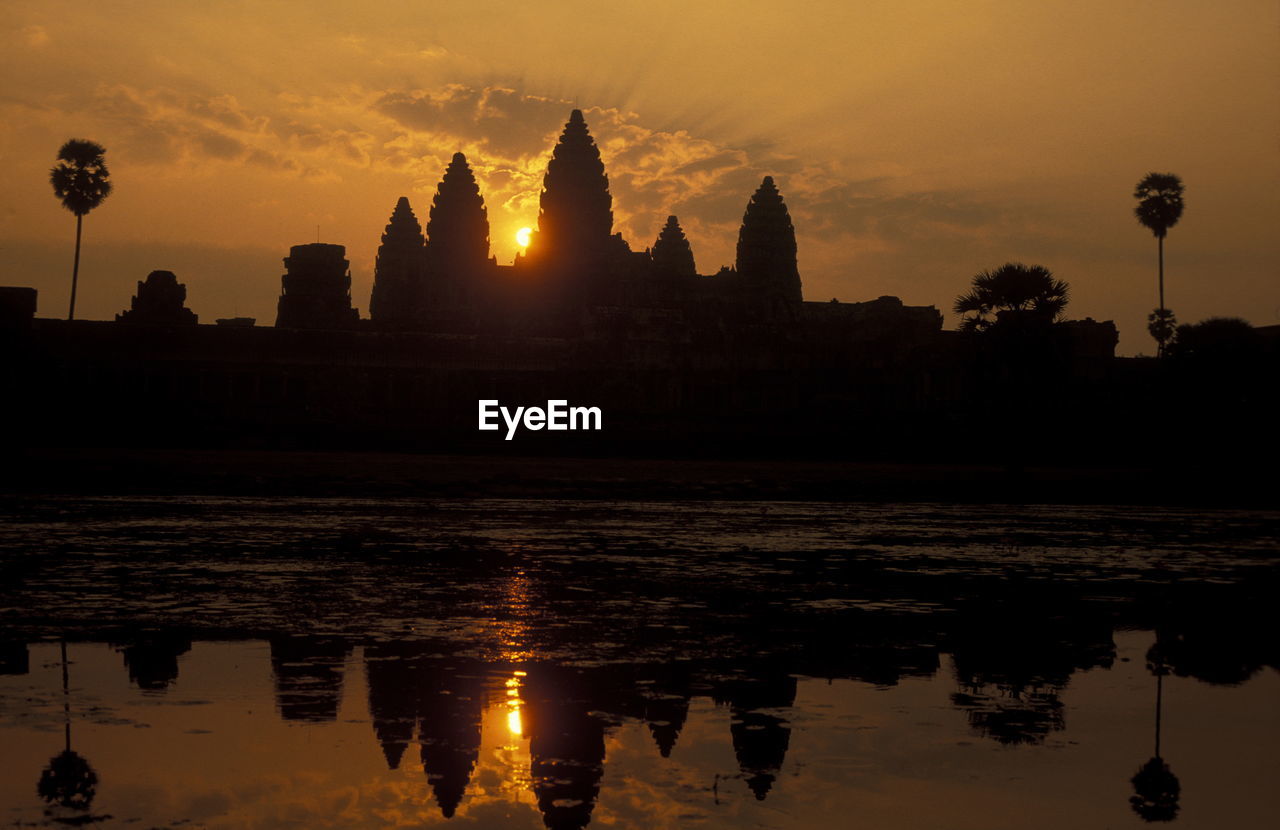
[1157,238,1167,318]
[61,640,71,752]
[1154,672,1163,758]
[1156,235,1165,357]
[68,214,83,321]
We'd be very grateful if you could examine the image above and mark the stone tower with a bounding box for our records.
[423,152,490,326]
[369,197,426,328]
[651,215,696,277]
[735,176,802,307]
[275,243,360,330]
[116,270,198,325]
[528,109,614,270]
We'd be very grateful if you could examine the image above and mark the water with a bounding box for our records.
[0,496,1277,828]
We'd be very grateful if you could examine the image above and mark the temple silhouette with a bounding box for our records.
[271,109,941,342]
[1,108,1156,455]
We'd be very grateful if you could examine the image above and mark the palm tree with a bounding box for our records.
[1147,308,1177,355]
[50,139,112,320]
[1133,173,1184,353]
[953,262,1069,332]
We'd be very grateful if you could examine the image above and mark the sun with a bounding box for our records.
[515,227,532,248]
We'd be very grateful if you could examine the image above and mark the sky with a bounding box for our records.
[1,0,1277,353]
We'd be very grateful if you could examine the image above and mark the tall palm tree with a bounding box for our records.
[1133,173,1184,354]
[953,262,1069,332]
[50,139,112,321]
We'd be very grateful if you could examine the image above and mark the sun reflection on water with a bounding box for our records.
[494,566,534,663]
[506,671,526,737]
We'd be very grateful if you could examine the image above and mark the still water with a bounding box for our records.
[0,497,1277,828]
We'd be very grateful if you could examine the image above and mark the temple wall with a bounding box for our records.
[2,307,1127,459]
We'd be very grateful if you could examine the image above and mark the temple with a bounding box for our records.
[2,107,1141,453]
[360,110,878,339]
[116,270,197,326]
[368,196,426,328]
[276,243,360,330]
[650,216,696,278]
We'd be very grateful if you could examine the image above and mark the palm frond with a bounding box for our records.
[957,262,1070,329]
[1133,172,1184,237]
[50,139,111,216]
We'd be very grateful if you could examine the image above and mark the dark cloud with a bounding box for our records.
[197,130,245,160]
[375,85,566,160]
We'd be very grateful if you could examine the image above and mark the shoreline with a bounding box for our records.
[4,446,1272,507]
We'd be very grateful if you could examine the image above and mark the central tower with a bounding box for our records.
[527,109,614,272]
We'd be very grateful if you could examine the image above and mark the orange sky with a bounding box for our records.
[1,0,1277,353]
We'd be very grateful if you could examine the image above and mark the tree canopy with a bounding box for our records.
[954,263,1069,332]
[1133,172,1184,240]
[50,139,112,217]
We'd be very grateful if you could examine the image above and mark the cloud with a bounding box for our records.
[7,71,1042,314]
[5,72,1150,336]
[371,86,785,259]
[21,24,50,48]
[375,86,565,160]
[368,84,1038,283]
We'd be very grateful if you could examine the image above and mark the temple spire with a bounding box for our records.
[425,152,490,273]
[529,109,614,266]
[651,215,696,277]
[735,176,801,305]
[369,197,426,327]
[419,152,490,329]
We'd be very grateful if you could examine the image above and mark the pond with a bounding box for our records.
[0,497,1276,828]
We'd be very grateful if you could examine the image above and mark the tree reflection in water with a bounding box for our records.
[37,641,100,821]
[1130,639,1181,822]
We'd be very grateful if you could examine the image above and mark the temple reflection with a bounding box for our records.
[639,663,692,758]
[113,632,192,690]
[346,645,809,821]
[366,642,419,769]
[418,663,485,819]
[269,634,352,722]
[716,666,797,800]
[0,639,28,675]
[179,599,1265,822]
[11,575,1268,826]
[524,666,608,830]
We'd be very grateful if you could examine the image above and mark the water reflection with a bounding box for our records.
[1130,672,1181,822]
[1,499,1277,827]
[114,632,191,691]
[270,635,351,722]
[2,619,1276,829]
[35,642,100,823]
[506,672,526,738]
[1,640,30,675]
[1131,637,1181,822]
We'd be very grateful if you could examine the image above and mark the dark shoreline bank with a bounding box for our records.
[4,446,1272,507]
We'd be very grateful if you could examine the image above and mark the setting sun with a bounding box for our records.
[515,227,532,248]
